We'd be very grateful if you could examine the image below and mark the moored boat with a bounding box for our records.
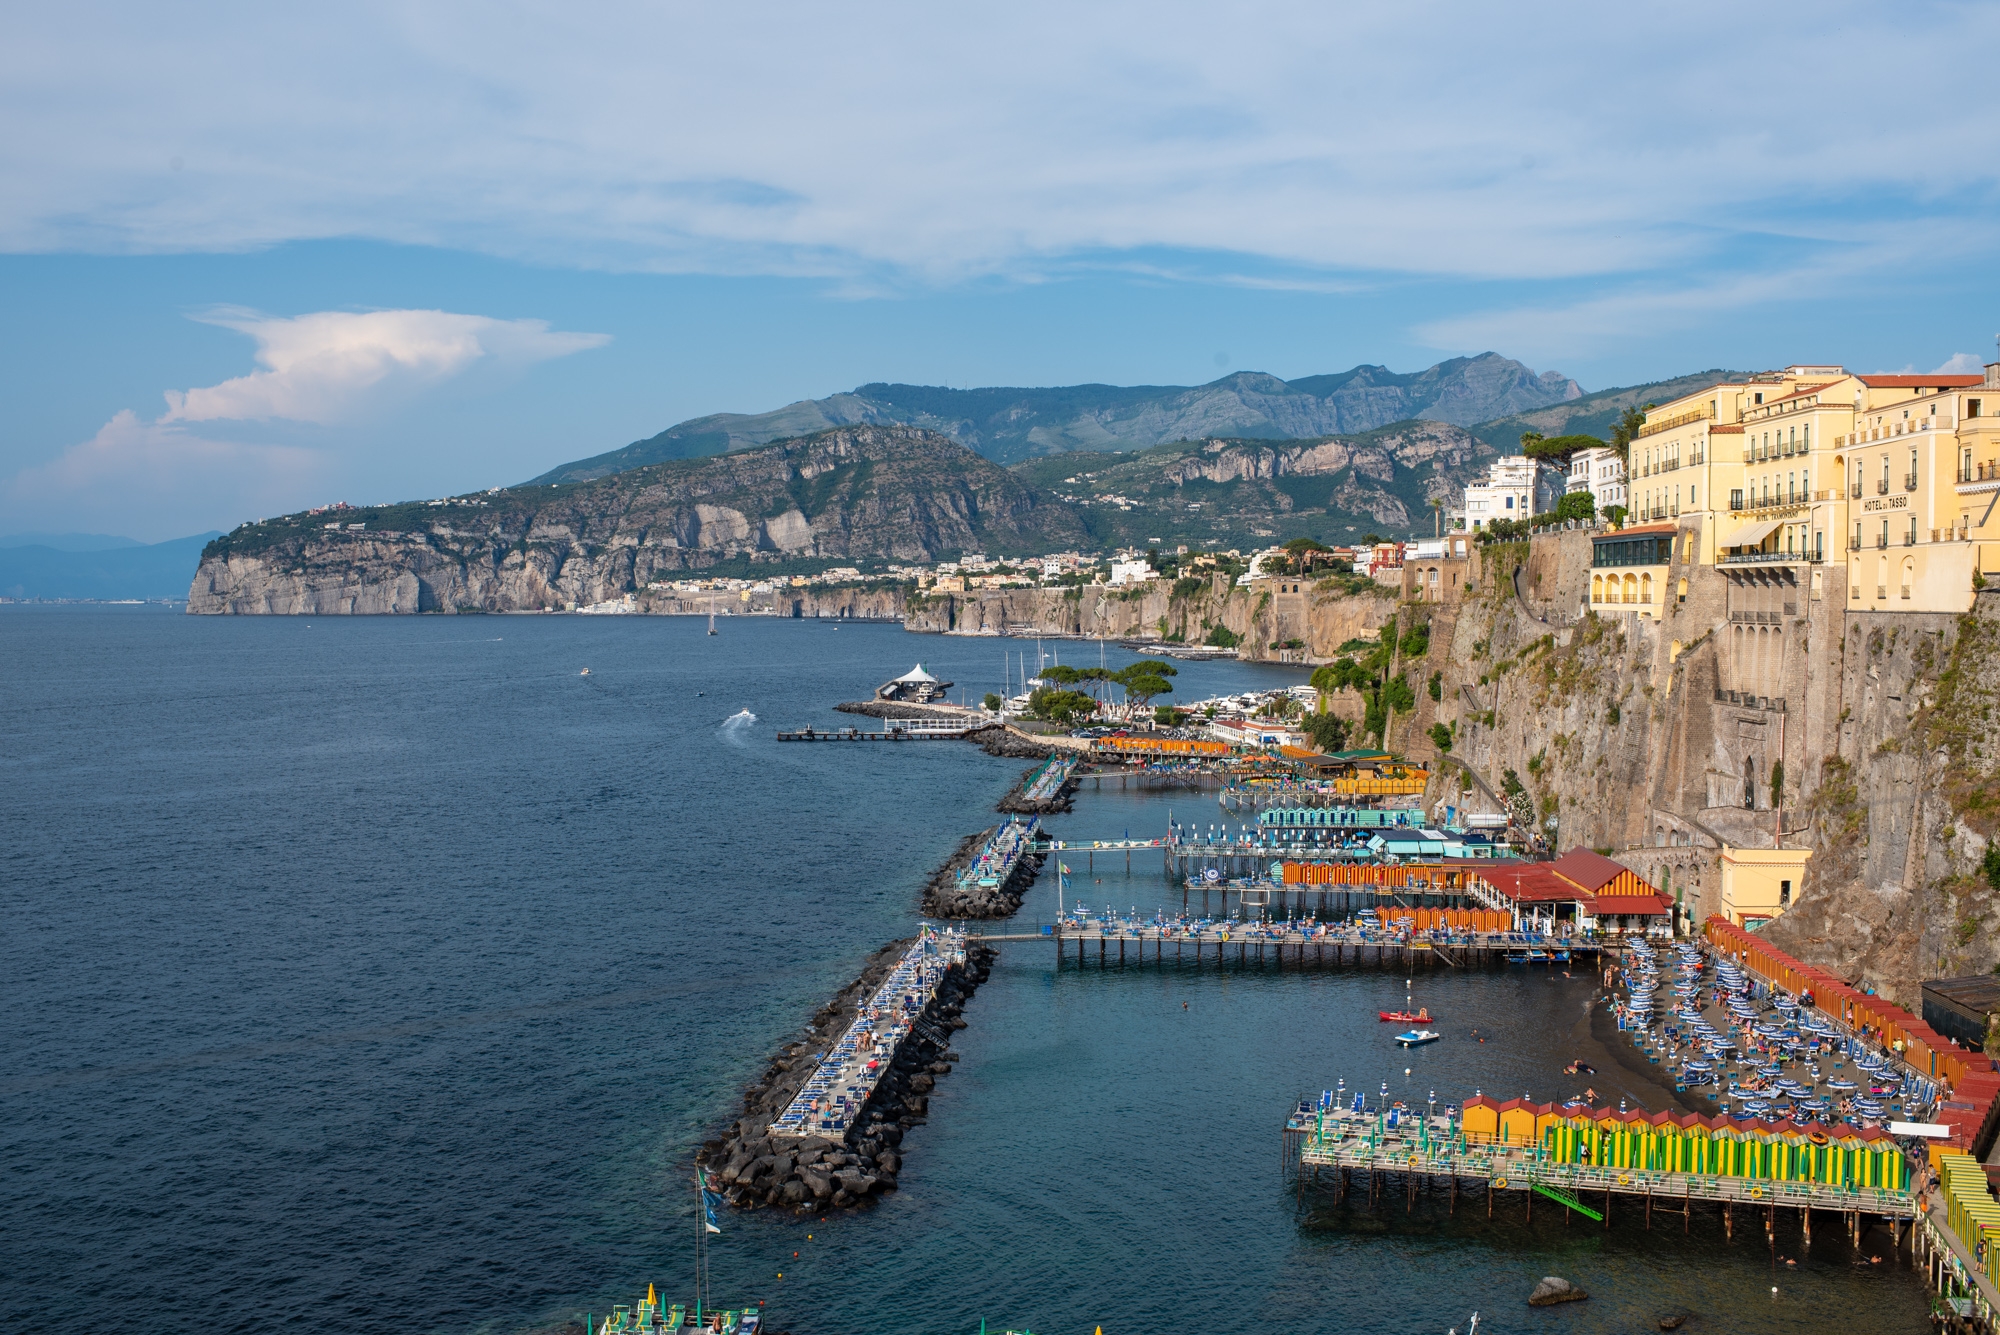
[1394,1029,1441,1047]
[1378,1008,1435,1023]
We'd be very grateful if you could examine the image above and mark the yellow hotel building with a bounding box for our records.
[1627,362,2000,612]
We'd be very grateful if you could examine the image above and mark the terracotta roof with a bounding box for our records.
[1711,424,1744,434]
[1550,847,1635,893]
[1762,381,1843,406]
[1476,864,1580,903]
[1855,375,1983,388]
[1592,893,1671,917]
[1593,522,1677,539]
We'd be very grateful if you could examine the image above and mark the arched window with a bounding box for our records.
[1641,573,1653,604]
[1591,574,1603,603]
[1901,557,1915,600]
[1623,574,1638,604]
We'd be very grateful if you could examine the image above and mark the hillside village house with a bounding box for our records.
[1566,446,1627,514]
[1463,455,1564,530]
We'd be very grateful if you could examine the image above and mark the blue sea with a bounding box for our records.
[0,607,1928,1334]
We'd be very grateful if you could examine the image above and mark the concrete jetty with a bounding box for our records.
[997,751,1078,814]
[702,928,994,1215]
[926,819,1042,918]
[768,927,966,1140]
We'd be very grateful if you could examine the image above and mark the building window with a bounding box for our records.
[1971,398,1984,418]
[1780,880,1791,906]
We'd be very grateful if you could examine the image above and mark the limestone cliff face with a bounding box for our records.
[1408,533,2000,1006]
[189,425,1087,614]
[903,575,1396,664]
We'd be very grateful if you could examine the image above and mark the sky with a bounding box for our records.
[4,0,1999,541]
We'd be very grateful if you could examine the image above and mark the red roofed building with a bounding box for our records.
[1469,851,1669,935]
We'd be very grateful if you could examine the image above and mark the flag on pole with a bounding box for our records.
[697,1167,722,1234]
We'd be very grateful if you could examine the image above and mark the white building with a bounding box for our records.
[1108,559,1157,586]
[1464,455,1562,531]
[1565,446,1627,514]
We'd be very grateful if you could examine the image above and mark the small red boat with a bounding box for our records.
[1379,1009,1435,1023]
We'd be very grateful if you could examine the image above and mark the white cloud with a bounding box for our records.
[1,307,608,539]
[2,1,1996,288]
[0,411,325,541]
[161,309,609,424]
[1935,352,1987,375]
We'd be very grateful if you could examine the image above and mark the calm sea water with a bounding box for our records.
[1,607,1927,1334]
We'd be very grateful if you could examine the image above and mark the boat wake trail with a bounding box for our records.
[720,708,758,742]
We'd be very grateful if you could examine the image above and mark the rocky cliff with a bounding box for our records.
[189,425,1087,614]
[1014,421,1488,547]
[1405,534,2000,1007]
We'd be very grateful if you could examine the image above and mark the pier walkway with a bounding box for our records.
[768,927,966,1140]
[956,819,1039,894]
[1285,1107,1919,1228]
[964,914,1598,970]
[777,722,975,742]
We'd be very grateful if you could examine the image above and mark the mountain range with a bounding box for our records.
[191,358,1757,607]
[0,532,221,600]
[530,352,1586,482]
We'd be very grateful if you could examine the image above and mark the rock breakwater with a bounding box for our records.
[698,940,995,1214]
[921,826,1042,919]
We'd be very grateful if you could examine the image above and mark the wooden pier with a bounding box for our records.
[964,921,1598,971]
[777,724,975,742]
[1285,1109,1918,1234]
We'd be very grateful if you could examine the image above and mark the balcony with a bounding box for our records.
[1904,473,1919,492]
[1638,405,1713,438]
[1877,479,1891,495]
[1690,449,1706,465]
[1961,461,2000,483]
[1720,550,1819,567]
[1850,483,1863,499]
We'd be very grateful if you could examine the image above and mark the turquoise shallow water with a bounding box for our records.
[0,608,1928,1334]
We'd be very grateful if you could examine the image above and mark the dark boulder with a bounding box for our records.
[1527,1277,1587,1306]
